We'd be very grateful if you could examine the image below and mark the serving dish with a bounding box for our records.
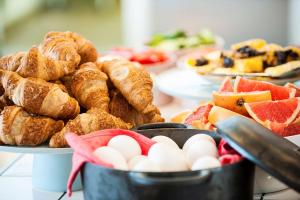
[81,123,254,200]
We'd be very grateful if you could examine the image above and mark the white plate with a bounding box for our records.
[155,68,218,100]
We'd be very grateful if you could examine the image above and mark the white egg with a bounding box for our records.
[186,139,218,167]
[128,155,148,169]
[148,143,189,172]
[151,135,179,149]
[191,156,221,170]
[183,134,216,151]
[93,146,128,170]
[133,159,162,172]
[108,135,142,161]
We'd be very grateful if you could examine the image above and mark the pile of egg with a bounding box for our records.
[93,134,221,172]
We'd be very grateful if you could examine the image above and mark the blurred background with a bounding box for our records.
[0,0,300,55]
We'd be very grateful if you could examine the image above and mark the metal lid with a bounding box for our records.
[216,116,300,192]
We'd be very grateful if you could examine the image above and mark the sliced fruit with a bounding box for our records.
[269,120,300,137]
[244,98,300,128]
[185,103,213,125]
[285,83,300,97]
[212,91,272,115]
[265,61,300,77]
[219,77,233,92]
[191,120,215,131]
[171,111,191,123]
[234,76,296,100]
[231,39,266,51]
[208,106,245,125]
[234,56,264,73]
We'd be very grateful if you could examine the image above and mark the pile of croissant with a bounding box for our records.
[0,31,164,147]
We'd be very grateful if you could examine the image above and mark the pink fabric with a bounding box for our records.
[65,129,156,196]
[218,139,243,166]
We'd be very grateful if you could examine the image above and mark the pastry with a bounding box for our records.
[0,69,80,119]
[102,59,154,114]
[71,62,109,111]
[0,106,64,146]
[49,108,132,147]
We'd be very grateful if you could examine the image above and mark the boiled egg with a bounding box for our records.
[148,143,189,172]
[183,134,215,151]
[191,156,221,170]
[128,155,147,170]
[93,146,128,170]
[133,159,162,172]
[151,135,179,149]
[186,139,218,167]
[108,135,141,161]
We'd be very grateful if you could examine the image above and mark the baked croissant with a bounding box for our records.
[109,89,164,126]
[0,69,80,119]
[102,59,154,114]
[49,108,132,147]
[71,62,109,111]
[0,95,13,111]
[0,106,64,146]
[0,46,78,81]
[43,31,98,64]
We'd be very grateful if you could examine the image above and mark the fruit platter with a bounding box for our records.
[145,29,224,56]
[183,39,300,83]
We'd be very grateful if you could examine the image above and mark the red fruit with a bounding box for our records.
[269,118,300,137]
[285,83,300,97]
[219,77,233,92]
[184,103,213,125]
[234,76,296,100]
[244,98,300,127]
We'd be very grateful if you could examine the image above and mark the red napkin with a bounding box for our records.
[65,129,156,196]
[218,139,243,165]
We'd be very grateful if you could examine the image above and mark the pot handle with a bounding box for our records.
[135,122,187,130]
[129,170,211,186]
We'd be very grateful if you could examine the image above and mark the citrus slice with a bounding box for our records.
[208,106,245,125]
[171,111,191,123]
[219,77,233,92]
[185,103,213,125]
[269,120,300,137]
[234,76,296,100]
[285,83,300,97]
[244,98,300,128]
[212,91,272,115]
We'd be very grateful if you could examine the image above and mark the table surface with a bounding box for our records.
[0,100,300,200]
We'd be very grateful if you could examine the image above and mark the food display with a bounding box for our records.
[146,30,217,52]
[0,31,164,148]
[172,76,300,137]
[185,39,300,77]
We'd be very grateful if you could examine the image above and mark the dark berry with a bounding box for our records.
[274,50,288,65]
[195,58,209,66]
[223,57,234,68]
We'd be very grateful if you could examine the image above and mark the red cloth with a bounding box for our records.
[218,139,243,165]
[65,129,156,196]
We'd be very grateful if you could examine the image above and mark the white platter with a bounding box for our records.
[0,144,72,154]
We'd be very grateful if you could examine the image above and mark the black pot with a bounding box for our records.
[81,123,255,200]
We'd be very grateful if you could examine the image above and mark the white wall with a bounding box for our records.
[122,0,289,48]
[288,0,300,45]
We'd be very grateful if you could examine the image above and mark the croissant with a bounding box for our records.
[102,59,154,114]
[49,108,132,147]
[109,89,164,126]
[0,69,80,119]
[71,62,109,111]
[0,106,64,146]
[0,46,78,81]
[43,31,98,64]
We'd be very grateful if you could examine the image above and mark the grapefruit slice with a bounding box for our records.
[185,103,213,125]
[219,77,233,92]
[285,83,300,97]
[234,76,296,100]
[244,98,300,128]
[269,120,300,137]
[212,91,272,115]
[171,111,191,123]
[208,106,245,125]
